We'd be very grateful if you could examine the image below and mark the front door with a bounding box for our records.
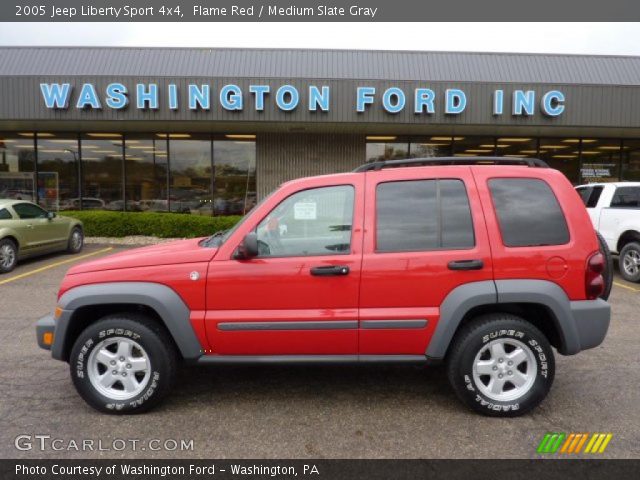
[12,202,63,252]
[359,167,494,355]
[205,175,364,355]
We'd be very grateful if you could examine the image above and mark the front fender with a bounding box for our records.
[51,282,203,361]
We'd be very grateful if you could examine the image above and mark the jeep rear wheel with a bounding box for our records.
[70,314,177,414]
[446,313,555,417]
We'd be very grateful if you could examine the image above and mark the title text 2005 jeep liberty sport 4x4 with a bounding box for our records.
[36,157,611,417]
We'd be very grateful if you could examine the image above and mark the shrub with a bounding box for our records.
[61,211,242,238]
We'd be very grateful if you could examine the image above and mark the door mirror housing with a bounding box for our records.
[235,232,259,259]
[46,211,57,220]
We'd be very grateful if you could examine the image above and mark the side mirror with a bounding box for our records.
[234,232,259,259]
[46,211,56,220]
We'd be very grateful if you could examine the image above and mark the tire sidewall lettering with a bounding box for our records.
[74,328,160,411]
[464,328,549,413]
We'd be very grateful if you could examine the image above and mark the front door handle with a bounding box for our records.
[310,265,350,276]
[448,259,484,271]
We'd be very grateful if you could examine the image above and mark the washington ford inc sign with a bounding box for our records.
[39,83,566,117]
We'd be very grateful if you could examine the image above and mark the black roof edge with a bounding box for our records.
[353,156,549,172]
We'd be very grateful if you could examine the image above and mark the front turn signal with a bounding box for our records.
[42,332,54,346]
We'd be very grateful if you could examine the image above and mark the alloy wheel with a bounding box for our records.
[87,337,151,401]
[472,338,537,402]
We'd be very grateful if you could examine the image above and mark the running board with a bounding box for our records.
[196,355,427,365]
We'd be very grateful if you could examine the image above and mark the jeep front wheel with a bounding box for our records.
[69,314,177,414]
[446,314,555,417]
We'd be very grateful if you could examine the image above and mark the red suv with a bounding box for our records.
[36,157,611,416]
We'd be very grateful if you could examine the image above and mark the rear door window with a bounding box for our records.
[376,179,475,252]
[489,178,570,247]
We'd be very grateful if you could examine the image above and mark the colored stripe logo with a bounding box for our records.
[537,433,612,454]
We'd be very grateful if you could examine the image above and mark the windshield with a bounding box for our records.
[201,191,275,248]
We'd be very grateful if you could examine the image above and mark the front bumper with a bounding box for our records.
[569,298,611,352]
[36,314,56,351]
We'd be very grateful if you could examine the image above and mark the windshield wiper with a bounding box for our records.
[202,229,229,247]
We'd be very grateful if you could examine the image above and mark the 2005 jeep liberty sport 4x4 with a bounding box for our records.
[36,157,611,417]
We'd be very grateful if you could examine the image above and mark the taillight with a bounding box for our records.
[586,251,605,300]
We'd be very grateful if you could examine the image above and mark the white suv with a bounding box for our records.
[576,182,640,282]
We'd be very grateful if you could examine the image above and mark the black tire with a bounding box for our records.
[619,241,640,283]
[67,226,84,254]
[69,314,177,414]
[447,313,555,417]
[596,231,613,300]
[0,238,18,274]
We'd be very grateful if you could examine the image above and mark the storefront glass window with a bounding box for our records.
[622,140,640,182]
[453,137,495,156]
[0,133,36,202]
[36,133,79,211]
[214,138,257,216]
[80,134,123,210]
[125,136,168,212]
[578,139,622,184]
[366,140,409,162]
[410,136,454,157]
[495,137,538,159]
[168,134,212,215]
[537,138,581,184]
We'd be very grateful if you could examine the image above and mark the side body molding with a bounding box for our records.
[53,282,202,361]
[425,280,497,359]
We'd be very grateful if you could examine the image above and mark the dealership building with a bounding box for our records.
[1,47,640,215]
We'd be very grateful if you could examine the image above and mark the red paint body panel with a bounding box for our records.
[205,173,365,355]
[59,262,209,312]
[471,166,597,300]
[67,238,216,275]
[358,167,495,354]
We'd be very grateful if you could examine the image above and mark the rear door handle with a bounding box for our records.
[448,259,484,271]
[310,265,350,276]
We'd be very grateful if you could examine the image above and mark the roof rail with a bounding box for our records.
[353,156,549,172]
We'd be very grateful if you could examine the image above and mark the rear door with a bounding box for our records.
[598,186,640,251]
[205,175,364,355]
[359,167,494,355]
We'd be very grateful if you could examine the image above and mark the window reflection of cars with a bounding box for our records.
[59,198,106,210]
[106,200,141,211]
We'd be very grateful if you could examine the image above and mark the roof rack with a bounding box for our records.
[353,156,549,172]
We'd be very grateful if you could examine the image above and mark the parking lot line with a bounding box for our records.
[613,281,640,292]
[0,247,113,286]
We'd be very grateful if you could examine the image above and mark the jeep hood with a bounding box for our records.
[68,238,218,274]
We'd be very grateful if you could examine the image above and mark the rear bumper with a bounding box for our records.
[569,298,611,352]
[36,314,56,351]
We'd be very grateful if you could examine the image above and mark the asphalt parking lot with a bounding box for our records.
[0,245,638,459]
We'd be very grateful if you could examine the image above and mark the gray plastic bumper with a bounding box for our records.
[569,298,611,352]
[36,314,56,351]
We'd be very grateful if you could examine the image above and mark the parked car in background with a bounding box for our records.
[37,157,610,417]
[106,200,141,212]
[0,200,83,273]
[59,198,106,210]
[576,182,640,282]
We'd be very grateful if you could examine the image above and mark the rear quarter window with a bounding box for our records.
[489,178,570,247]
[0,208,12,220]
